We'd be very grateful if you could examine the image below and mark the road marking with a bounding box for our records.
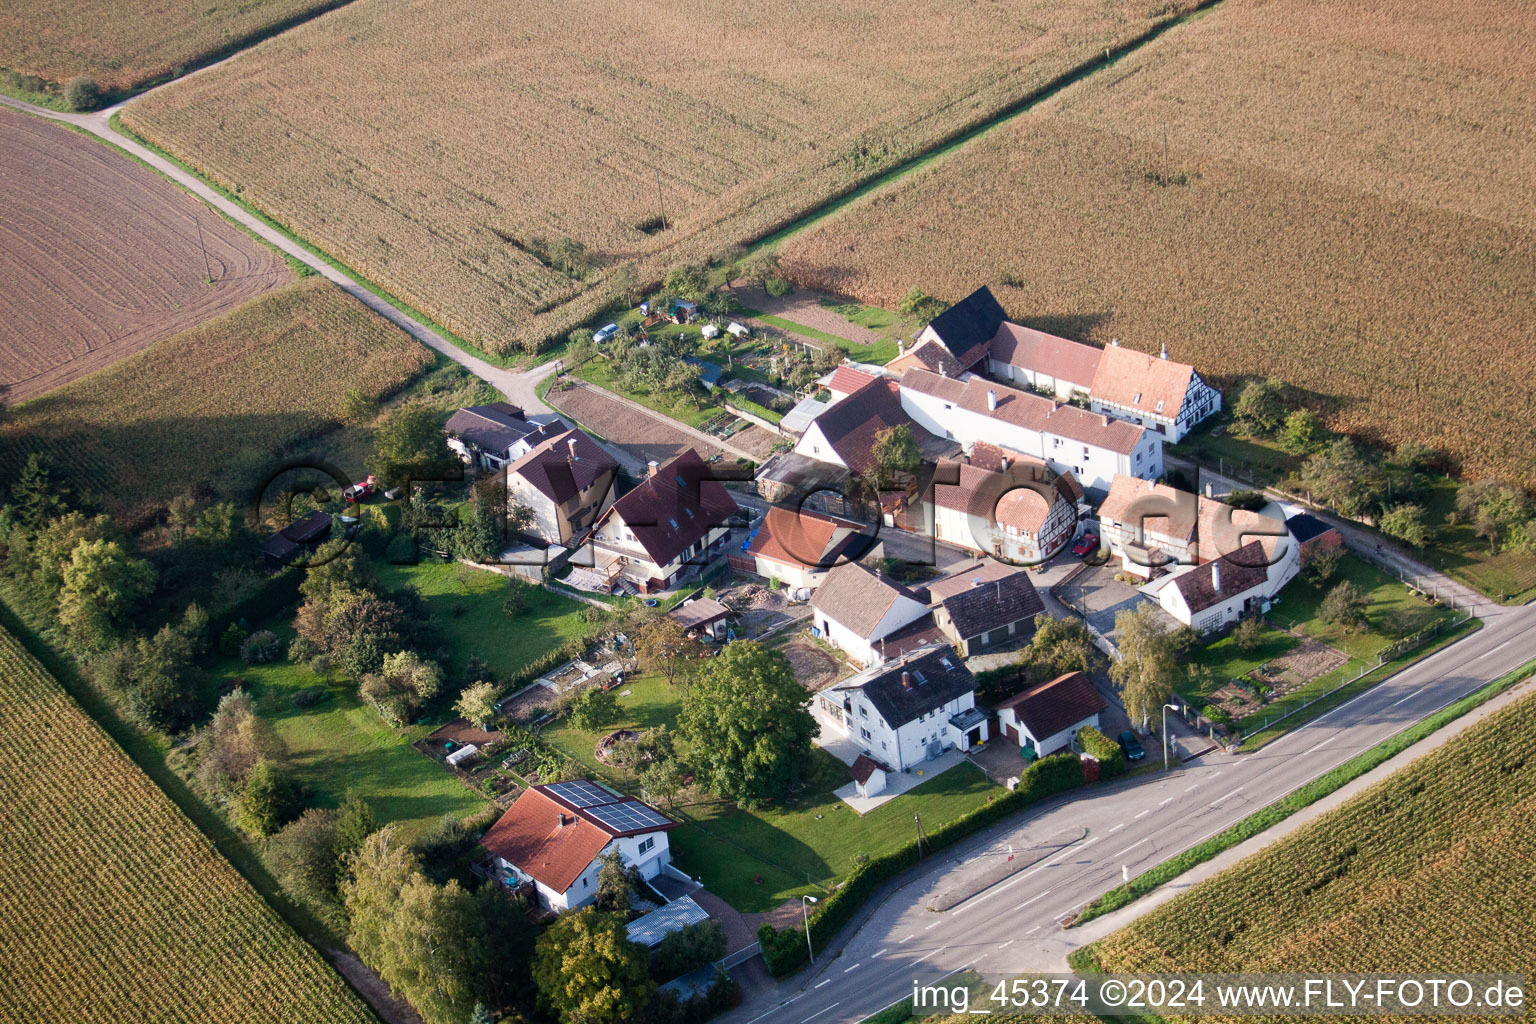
[1025,925,1040,935]
[814,980,830,989]
[926,921,942,930]
[1112,837,1150,858]
[1477,640,1512,661]
[1134,809,1152,819]
[844,963,860,973]
[1209,785,1245,807]
[1391,684,1432,707]
[1109,823,1127,833]
[912,946,946,965]
[1184,784,1199,793]
[999,939,1016,949]
[1303,734,1337,755]
[1159,797,1173,807]
[899,934,915,944]
[801,1002,839,1022]
[874,948,888,958]
[978,836,1097,900]
[1013,890,1052,911]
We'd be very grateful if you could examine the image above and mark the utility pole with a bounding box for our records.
[655,168,666,231]
[915,813,926,860]
[195,218,212,284]
[1162,125,1170,186]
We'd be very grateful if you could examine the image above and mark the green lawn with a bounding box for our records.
[1183,628,1300,697]
[749,312,899,365]
[375,561,591,681]
[211,647,488,839]
[571,354,719,429]
[1268,553,1454,661]
[540,673,685,777]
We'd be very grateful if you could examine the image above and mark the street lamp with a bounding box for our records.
[1162,703,1181,771]
[801,895,819,963]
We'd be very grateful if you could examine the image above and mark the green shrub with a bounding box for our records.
[764,277,792,297]
[1077,725,1125,777]
[239,629,282,665]
[64,76,100,111]
[292,686,329,709]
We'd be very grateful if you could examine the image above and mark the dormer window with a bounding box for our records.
[684,508,694,519]
[668,518,679,529]
[1132,392,1142,404]
[1154,399,1164,413]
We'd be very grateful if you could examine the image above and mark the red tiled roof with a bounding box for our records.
[850,753,892,785]
[995,671,1106,739]
[1091,344,1196,420]
[989,322,1101,390]
[887,337,968,378]
[1099,475,1287,562]
[601,449,740,567]
[901,369,1147,455]
[748,505,862,570]
[968,442,1084,504]
[828,365,879,395]
[481,788,614,894]
[507,428,618,505]
[804,376,918,476]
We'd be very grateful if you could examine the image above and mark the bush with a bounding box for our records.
[64,76,100,111]
[1232,616,1265,653]
[219,622,248,658]
[1077,725,1125,777]
[239,629,283,664]
[651,920,726,980]
[759,752,1083,977]
[292,686,329,709]
[287,635,317,663]
[1225,490,1267,512]
[234,759,306,837]
[764,276,791,297]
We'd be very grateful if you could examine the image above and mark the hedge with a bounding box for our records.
[758,752,1084,977]
[1077,725,1125,778]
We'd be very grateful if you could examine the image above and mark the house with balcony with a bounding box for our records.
[505,428,619,546]
[444,402,553,472]
[809,561,933,667]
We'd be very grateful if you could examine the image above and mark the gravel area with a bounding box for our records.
[732,283,884,348]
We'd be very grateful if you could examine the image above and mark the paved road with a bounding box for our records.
[0,93,559,416]
[727,595,1536,1024]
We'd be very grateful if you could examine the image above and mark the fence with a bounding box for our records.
[718,943,761,971]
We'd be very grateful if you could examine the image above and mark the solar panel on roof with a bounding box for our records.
[545,780,613,808]
[586,800,672,833]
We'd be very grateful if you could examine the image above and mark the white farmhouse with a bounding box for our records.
[481,781,677,913]
[815,645,988,770]
[809,561,932,667]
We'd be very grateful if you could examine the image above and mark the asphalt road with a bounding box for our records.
[733,597,1536,1024]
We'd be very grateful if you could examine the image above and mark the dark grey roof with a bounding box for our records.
[926,286,1006,362]
[1286,512,1336,543]
[445,403,538,455]
[930,568,1044,641]
[852,646,977,729]
[1172,541,1270,613]
[259,511,332,561]
[507,428,617,505]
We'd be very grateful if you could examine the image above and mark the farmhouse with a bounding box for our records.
[1096,475,1292,577]
[590,449,741,593]
[921,560,1045,656]
[994,671,1106,758]
[732,505,877,590]
[898,368,1161,497]
[810,561,931,667]
[505,428,619,545]
[815,645,988,770]
[481,781,678,913]
[924,447,1082,563]
[444,402,550,472]
[794,374,954,477]
[988,321,1101,401]
[1088,342,1221,444]
[915,285,1006,374]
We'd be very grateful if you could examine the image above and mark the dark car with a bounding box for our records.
[1072,532,1100,557]
[1118,730,1146,761]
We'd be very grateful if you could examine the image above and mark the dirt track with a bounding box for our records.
[0,106,289,402]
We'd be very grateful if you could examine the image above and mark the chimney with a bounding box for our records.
[1102,414,1111,427]
[999,455,1009,472]
[1212,561,1221,592]
[1160,342,1169,360]
[939,364,948,378]
[987,389,998,412]
[901,671,913,690]
[568,437,579,461]
[647,460,659,479]
[1205,482,1213,498]
[1111,338,1120,347]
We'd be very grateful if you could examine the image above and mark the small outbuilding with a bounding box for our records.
[666,595,731,639]
[446,744,480,768]
[994,671,1107,759]
[668,299,698,324]
[849,754,891,799]
[625,895,712,950]
[259,511,333,565]
[726,321,750,339]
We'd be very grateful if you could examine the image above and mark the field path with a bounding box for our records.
[0,93,556,417]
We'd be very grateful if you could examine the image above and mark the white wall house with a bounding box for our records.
[1145,542,1273,633]
[505,429,620,546]
[994,671,1107,758]
[898,369,1161,497]
[1088,342,1222,444]
[736,505,877,591]
[481,782,677,913]
[816,646,988,771]
[809,562,930,667]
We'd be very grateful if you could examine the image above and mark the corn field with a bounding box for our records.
[120,0,1200,356]
[0,278,431,521]
[0,624,378,1024]
[1088,689,1536,1004]
[0,0,345,90]
[778,0,1536,485]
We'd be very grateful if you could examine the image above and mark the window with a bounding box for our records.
[860,727,872,741]
[859,705,868,718]
[1082,446,1090,458]
[1155,399,1164,413]
[1133,391,1142,403]
[638,837,655,854]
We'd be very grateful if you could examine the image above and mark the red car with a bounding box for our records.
[1072,532,1100,557]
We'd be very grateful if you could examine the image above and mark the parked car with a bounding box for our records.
[592,323,619,344]
[383,486,404,501]
[1072,532,1100,557]
[343,474,376,502]
[1118,730,1146,761]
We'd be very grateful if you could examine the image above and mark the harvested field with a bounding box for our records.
[546,379,732,467]
[0,623,376,1024]
[0,106,289,402]
[121,0,1198,355]
[0,0,349,91]
[0,277,432,521]
[1086,689,1536,987]
[779,0,1536,484]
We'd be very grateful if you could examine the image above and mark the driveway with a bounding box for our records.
[1056,561,1180,639]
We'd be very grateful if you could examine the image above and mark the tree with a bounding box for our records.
[58,538,156,652]
[1379,504,1432,549]
[8,453,70,531]
[235,758,306,837]
[1304,544,1344,585]
[1020,613,1103,684]
[610,262,640,307]
[1278,409,1329,455]
[372,403,453,485]
[298,540,378,605]
[340,386,380,425]
[360,650,444,726]
[570,686,620,731]
[634,617,705,688]
[1224,490,1267,512]
[268,808,342,907]
[679,642,815,808]
[196,689,279,796]
[456,681,499,728]
[1231,378,1288,436]
[478,882,536,1014]
[167,494,199,540]
[124,625,206,732]
[298,588,423,678]
[334,791,379,876]
[1299,440,1385,519]
[594,849,643,912]
[897,288,946,325]
[1453,479,1532,554]
[1319,581,1370,632]
[1231,616,1264,654]
[651,920,726,980]
[64,75,100,111]
[870,424,920,490]
[639,758,686,811]
[1110,605,1178,729]
[532,908,655,1024]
